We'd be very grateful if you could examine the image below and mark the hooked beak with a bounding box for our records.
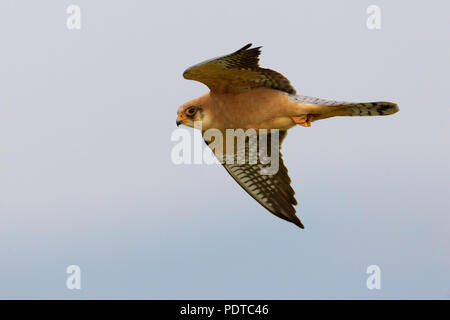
[176,114,186,127]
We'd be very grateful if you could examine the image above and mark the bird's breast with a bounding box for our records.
[209,88,297,130]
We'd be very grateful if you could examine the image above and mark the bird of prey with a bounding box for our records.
[177,44,399,229]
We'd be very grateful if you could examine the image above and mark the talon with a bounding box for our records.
[291,114,314,127]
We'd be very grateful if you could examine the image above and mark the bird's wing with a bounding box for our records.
[183,44,296,94]
[206,130,303,229]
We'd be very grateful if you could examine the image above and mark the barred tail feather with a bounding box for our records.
[341,101,399,116]
[290,95,399,122]
[316,101,399,121]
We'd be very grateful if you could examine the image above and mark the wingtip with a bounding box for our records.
[182,67,194,80]
[294,219,305,229]
[241,43,252,50]
[237,43,262,53]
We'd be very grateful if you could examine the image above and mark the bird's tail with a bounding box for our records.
[290,95,399,123]
[313,101,399,121]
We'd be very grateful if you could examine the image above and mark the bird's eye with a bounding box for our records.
[185,107,196,116]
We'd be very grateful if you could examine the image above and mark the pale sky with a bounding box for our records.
[0,0,449,299]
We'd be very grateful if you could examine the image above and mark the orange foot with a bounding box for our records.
[291,114,315,127]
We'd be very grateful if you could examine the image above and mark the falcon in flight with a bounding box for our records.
[177,44,399,229]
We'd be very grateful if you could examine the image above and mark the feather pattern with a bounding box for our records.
[184,44,296,94]
[209,130,304,229]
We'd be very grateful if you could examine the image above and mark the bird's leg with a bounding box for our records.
[291,114,315,127]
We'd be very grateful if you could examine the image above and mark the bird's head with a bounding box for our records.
[176,96,212,129]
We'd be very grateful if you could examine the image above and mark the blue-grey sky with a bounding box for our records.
[0,0,449,299]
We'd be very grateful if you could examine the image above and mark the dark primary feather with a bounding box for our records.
[207,130,303,229]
